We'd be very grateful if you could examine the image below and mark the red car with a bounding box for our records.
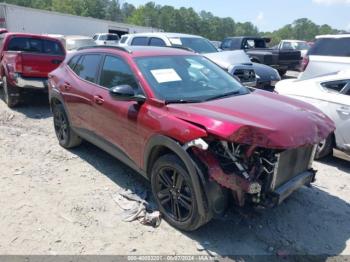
[48,46,334,231]
[0,33,65,107]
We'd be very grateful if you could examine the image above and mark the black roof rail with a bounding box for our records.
[168,45,195,52]
[77,45,132,53]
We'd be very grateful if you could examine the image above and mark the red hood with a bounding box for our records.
[167,90,335,149]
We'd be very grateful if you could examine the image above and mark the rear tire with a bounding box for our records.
[315,134,334,159]
[2,76,20,108]
[151,154,208,231]
[52,103,82,148]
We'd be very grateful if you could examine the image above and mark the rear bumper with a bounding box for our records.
[16,76,48,89]
[275,60,301,71]
[269,169,316,205]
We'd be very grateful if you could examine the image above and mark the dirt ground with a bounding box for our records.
[0,86,349,258]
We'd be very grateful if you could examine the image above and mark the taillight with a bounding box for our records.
[14,53,23,73]
[300,55,309,72]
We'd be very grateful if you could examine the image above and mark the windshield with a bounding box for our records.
[135,55,248,103]
[66,39,96,50]
[169,37,218,54]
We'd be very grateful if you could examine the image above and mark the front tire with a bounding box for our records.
[151,154,208,231]
[52,103,82,148]
[2,76,20,108]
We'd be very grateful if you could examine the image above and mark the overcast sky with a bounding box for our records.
[123,0,350,31]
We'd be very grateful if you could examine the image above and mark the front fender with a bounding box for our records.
[143,134,208,217]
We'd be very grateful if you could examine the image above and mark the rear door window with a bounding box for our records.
[131,37,149,46]
[149,37,166,47]
[308,38,350,57]
[106,34,119,41]
[75,54,102,83]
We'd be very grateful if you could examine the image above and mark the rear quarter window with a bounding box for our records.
[149,37,166,47]
[308,38,350,57]
[321,80,350,93]
[119,36,128,44]
[67,55,81,71]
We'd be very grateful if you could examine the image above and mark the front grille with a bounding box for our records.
[271,145,315,190]
[233,69,256,83]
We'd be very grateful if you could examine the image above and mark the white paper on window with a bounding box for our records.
[150,69,182,83]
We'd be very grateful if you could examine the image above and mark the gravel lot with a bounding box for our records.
[0,82,349,257]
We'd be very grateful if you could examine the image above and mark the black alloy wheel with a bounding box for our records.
[53,105,69,145]
[155,166,194,222]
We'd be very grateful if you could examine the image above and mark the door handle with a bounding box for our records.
[63,82,71,91]
[94,95,104,105]
[337,107,350,116]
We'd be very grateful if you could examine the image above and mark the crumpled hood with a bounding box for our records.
[167,90,335,149]
[204,50,252,69]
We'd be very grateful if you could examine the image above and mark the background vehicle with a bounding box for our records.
[275,70,350,158]
[53,35,96,53]
[48,46,333,231]
[0,28,8,34]
[210,40,222,49]
[204,50,280,90]
[299,34,350,80]
[277,40,310,58]
[220,36,301,76]
[0,32,65,107]
[121,32,280,89]
[93,33,119,46]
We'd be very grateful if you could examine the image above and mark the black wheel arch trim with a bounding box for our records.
[144,134,209,218]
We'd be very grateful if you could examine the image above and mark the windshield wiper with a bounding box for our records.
[165,99,201,105]
[205,90,241,101]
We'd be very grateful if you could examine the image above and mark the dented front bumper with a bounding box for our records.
[269,170,316,206]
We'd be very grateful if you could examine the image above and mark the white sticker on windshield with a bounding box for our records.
[151,69,182,83]
[169,38,182,45]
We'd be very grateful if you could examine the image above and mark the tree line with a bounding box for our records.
[3,0,342,44]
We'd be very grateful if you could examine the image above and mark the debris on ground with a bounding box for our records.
[112,188,161,228]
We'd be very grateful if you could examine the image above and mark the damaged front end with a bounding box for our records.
[186,138,317,209]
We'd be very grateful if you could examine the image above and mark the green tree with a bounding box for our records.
[121,3,136,22]
[106,0,122,22]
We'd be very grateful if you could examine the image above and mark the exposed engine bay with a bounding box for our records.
[189,139,316,208]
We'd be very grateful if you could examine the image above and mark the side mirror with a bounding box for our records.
[109,85,146,103]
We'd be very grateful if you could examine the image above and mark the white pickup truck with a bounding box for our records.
[277,40,310,58]
[299,34,350,80]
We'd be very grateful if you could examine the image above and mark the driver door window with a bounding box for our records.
[99,55,138,89]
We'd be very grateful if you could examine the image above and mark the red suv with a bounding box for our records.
[48,46,334,231]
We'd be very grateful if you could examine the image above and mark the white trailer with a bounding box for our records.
[0,3,161,37]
